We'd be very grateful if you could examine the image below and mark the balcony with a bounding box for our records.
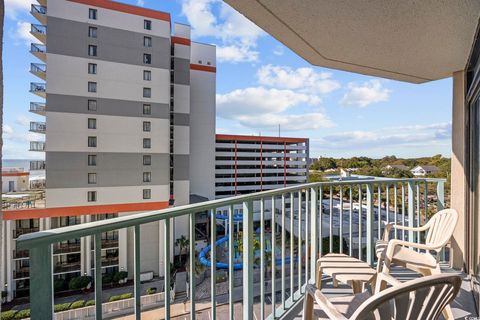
[30,63,46,80]
[13,268,30,280]
[13,227,40,239]
[18,178,473,319]
[29,141,45,152]
[30,160,45,171]
[13,250,29,260]
[30,102,46,116]
[53,262,81,274]
[52,243,81,255]
[37,0,47,6]
[30,24,46,44]
[31,4,47,25]
[30,121,46,134]
[30,82,46,98]
[30,43,46,62]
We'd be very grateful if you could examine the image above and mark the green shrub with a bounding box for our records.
[54,303,71,312]
[54,278,67,292]
[102,273,114,285]
[1,310,17,320]
[68,276,92,290]
[13,309,30,320]
[146,287,157,295]
[69,300,85,310]
[109,293,133,302]
[113,271,128,283]
[85,300,95,307]
[1,291,7,299]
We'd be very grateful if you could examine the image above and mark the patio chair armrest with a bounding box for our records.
[374,272,402,293]
[391,224,430,232]
[385,239,437,259]
[382,223,394,241]
[305,284,348,320]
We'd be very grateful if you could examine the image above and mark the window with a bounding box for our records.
[88,118,97,129]
[88,155,97,166]
[144,36,152,47]
[143,121,151,132]
[143,138,151,149]
[88,45,97,57]
[89,8,97,20]
[142,104,151,115]
[88,99,97,111]
[88,26,97,38]
[144,20,151,30]
[143,155,151,165]
[143,172,151,182]
[88,63,97,74]
[143,87,151,98]
[143,189,151,199]
[88,82,97,93]
[88,173,97,184]
[88,191,97,202]
[143,53,151,65]
[143,70,151,81]
[88,136,97,147]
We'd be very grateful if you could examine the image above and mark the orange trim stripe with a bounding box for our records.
[68,0,171,22]
[2,172,29,177]
[216,134,307,144]
[172,36,191,46]
[190,64,216,73]
[3,201,169,220]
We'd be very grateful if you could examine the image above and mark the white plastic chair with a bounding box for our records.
[303,273,461,320]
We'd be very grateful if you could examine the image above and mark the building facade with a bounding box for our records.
[215,134,309,198]
[2,169,30,193]
[1,0,215,301]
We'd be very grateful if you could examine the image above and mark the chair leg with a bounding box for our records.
[303,293,314,320]
[376,257,383,273]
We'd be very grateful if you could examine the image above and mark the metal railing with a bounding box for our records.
[13,227,40,239]
[30,102,46,114]
[31,24,46,34]
[17,178,446,320]
[30,160,46,171]
[29,141,45,152]
[30,121,46,133]
[31,4,47,15]
[30,82,46,93]
[30,43,46,54]
[53,243,81,255]
[30,63,46,73]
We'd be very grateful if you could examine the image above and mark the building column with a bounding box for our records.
[6,221,13,301]
[451,70,467,270]
[118,228,128,272]
[0,220,5,300]
[158,221,165,278]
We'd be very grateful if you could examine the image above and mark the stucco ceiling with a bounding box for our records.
[225,0,480,83]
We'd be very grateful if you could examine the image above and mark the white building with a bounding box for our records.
[2,168,30,193]
[410,165,440,177]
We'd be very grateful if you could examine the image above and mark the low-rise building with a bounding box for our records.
[411,165,440,177]
[2,168,30,193]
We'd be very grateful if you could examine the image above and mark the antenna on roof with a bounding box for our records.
[278,124,281,137]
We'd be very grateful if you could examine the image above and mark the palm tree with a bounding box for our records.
[175,235,189,267]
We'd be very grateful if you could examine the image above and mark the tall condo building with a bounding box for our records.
[215,135,309,198]
[1,0,215,301]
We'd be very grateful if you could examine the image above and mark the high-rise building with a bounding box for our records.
[1,0,215,301]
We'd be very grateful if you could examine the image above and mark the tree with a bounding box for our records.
[175,235,189,267]
[311,157,336,171]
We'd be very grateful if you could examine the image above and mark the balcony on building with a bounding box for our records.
[30,160,45,171]
[52,242,81,255]
[30,82,46,98]
[12,250,29,260]
[30,43,46,62]
[30,102,46,116]
[13,227,40,239]
[53,254,81,274]
[29,121,46,134]
[31,4,47,25]
[29,141,45,152]
[36,0,47,7]
[13,268,30,280]
[30,63,46,80]
[30,24,46,44]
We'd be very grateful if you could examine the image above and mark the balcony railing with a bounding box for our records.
[54,262,81,274]
[18,178,446,320]
[13,250,29,260]
[13,227,40,239]
[30,121,46,134]
[102,257,119,267]
[30,82,46,98]
[29,141,45,152]
[30,160,46,171]
[30,43,46,62]
[13,269,30,280]
[31,24,46,43]
[53,243,81,255]
[30,63,46,80]
[31,4,47,15]
[30,102,46,115]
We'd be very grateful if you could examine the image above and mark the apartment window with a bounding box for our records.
[88,45,97,57]
[89,8,97,20]
[88,63,97,74]
[143,172,152,182]
[88,118,97,129]
[88,173,97,184]
[144,20,151,30]
[144,36,152,47]
[88,26,97,38]
[143,70,151,81]
[88,136,97,147]
[142,104,151,115]
[143,138,151,149]
[143,189,151,199]
[143,87,151,98]
[143,53,151,65]
[88,191,97,202]
[88,99,97,111]
[88,82,97,93]
[143,121,151,132]
[143,155,151,165]
[88,155,97,166]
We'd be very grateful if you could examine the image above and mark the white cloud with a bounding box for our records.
[234,113,334,131]
[5,0,35,19]
[3,125,14,135]
[340,79,391,107]
[15,115,31,126]
[136,0,145,6]
[12,21,37,46]
[273,46,284,56]
[181,0,264,63]
[217,45,259,63]
[257,65,341,94]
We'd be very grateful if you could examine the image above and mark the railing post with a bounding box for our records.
[242,200,254,320]
[134,225,141,320]
[310,188,318,283]
[94,234,103,319]
[365,183,374,266]
[29,244,53,320]
[436,180,445,211]
[407,181,416,242]
[189,213,196,320]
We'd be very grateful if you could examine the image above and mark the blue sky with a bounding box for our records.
[3,0,453,160]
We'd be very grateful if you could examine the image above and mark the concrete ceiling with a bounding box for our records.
[225,0,480,83]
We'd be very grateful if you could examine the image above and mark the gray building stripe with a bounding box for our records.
[47,17,171,70]
[173,113,189,126]
[46,152,170,188]
[173,154,189,181]
[173,58,190,85]
[47,94,169,119]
